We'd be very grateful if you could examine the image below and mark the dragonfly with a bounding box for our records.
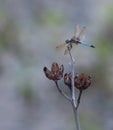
[56,25,95,55]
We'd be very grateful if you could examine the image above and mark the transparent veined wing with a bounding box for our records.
[64,43,72,55]
[56,43,66,51]
[74,24,80,38]
[78,26,86,41]
[64,48,69,55]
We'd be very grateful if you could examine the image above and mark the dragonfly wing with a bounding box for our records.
[79,41,95,48]
[56,43,66,51]
[78,26,86,41]
[64,48,69,55]
[74,24,79,38]
[64,44,72,55]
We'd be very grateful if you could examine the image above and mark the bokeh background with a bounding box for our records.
[0,0,113,130]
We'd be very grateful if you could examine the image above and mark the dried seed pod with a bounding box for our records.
[64,73,71,89]
[56,65,64,80]
[75,73,92,90]
[43,62,64,81]
[43,67,52,80]
[51,62,59,74]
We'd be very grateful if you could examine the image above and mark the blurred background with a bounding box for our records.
[0,0,113,130]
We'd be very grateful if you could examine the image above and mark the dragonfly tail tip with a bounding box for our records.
[90,45,95,48]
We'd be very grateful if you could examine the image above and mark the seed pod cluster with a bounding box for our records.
[64,73,92,90]
[44,62,92,90]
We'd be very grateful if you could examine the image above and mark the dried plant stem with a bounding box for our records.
[54,47,81,130]
[76,90,82,110]
[68,50,76,106]
[55,81,72,102]
[68,48,81,130]
[55,80,81,130]
[72,103,81,130]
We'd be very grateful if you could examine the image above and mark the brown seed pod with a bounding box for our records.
[75,73,92,90]
[43,62,64,81]
[64,73,72,89]
[43,67,52,80]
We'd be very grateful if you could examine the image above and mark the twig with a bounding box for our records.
[72,103,81,130]
[76,90,83,110]
[68,48,81,130]
[55,81,72,102]
[68,49,76,106]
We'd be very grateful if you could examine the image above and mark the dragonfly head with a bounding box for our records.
[65,39,70,44]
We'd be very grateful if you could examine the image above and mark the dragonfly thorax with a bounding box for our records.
[70,37,80,44]
[65,38,78,44]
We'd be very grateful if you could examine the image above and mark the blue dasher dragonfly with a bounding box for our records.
[56,25,95,55]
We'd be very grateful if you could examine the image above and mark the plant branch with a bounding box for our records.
[68,47,81,130]
[72,103,81,130]
[76,90,83,110]
[55,81,72,102]
[68,48,76,106]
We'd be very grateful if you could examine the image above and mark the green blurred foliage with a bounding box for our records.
[0,21,19,51]
[20,81,34,102]
[80,116,102,130]
[37,9,66,26]
[97,39,112,60]
[93,5,113,92]
[106,5,113,23]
